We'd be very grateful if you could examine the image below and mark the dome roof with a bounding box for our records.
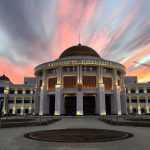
[59,44,100,59]
[0,74,10,81]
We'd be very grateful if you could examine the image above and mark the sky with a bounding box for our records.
[0,0,149,83]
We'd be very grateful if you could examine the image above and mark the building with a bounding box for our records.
[125,76,150,114]
[0,75,35,115]
[34,44,127,116]
[1,44,149,116]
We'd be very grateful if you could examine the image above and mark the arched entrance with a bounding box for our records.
[64,94,76,116]
[83,95,96,115]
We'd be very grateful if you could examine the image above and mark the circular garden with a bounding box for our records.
[25,128,133,143]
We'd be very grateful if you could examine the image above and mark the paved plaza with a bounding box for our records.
[0,117,150,150]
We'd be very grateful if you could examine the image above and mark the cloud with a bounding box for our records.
[0,0,149,83]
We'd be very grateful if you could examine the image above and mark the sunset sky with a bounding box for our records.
[0,0,149,83]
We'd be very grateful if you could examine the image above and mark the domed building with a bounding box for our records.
[34,44,127,116]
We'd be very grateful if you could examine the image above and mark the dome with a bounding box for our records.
[59,44,100,59]
[0,74,10,81]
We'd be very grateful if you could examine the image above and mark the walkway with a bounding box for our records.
[0,117,150,150]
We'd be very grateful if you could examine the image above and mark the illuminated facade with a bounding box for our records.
[1,45,150,116]
[34,44,127,116]
[125,76,150,115]
[0,75,35,115]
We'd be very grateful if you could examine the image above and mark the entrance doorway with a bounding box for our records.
[64,95,76,116]
[83,95,96,115]
[105,94,111,115]
[49,95,55,116]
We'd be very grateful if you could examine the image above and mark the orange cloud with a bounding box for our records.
[0,58,34,84]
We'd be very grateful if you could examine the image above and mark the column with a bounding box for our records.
[34,77,39,115]
[77,65,82,84]
[121,90,127,114]
[129,96,133,113]
[21,97,24,115]
[137,96,141,115]
[76,65,83,115]
[39,69,47,115]
[146,96,149,114]
[55,85,63,115]
[120,75,127,114]
[21,106,24,115]
[76,91,83,115]
[97,66,106,115]
[112,69,121,115]
[3,87,9,114]
[29,107,32,114]
[54,67,63,115]
[13,97,16,115]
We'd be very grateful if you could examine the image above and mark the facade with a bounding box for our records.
[125,76,150,115]
[34,44,127,116]
[0,75,35,115]
[0,44,149,116]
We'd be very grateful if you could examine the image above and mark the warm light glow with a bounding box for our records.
[138,105,141,115]
[100,112,106,116]
[118,111,122,115]
[54,111,60,116]
[76,111,83,116]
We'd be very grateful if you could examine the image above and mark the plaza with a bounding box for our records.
[0,117,150,150]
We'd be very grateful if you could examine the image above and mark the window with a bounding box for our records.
[131,89,136,93]
[127,99,129,103]
[8,100,14,104]
[17,109,21,114]
[25,90,31,94]
[47,68,56,74]
[103,77,112,91]
[48,78,57,91]
[63,76,77,88]
[131,99,137,103]
[139,99,146,103]
[103,67,112,73]
[63,66,77,72]
[82,66,97,72]
[16,100,23,104]
[24,100,31,104]
[139,88,144,93]
[147,88,150,93]
[24,109,29,114]
[148,99,150,103]
[83,76,96,88]
[18,90,22,94]
[9,89,15,94]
